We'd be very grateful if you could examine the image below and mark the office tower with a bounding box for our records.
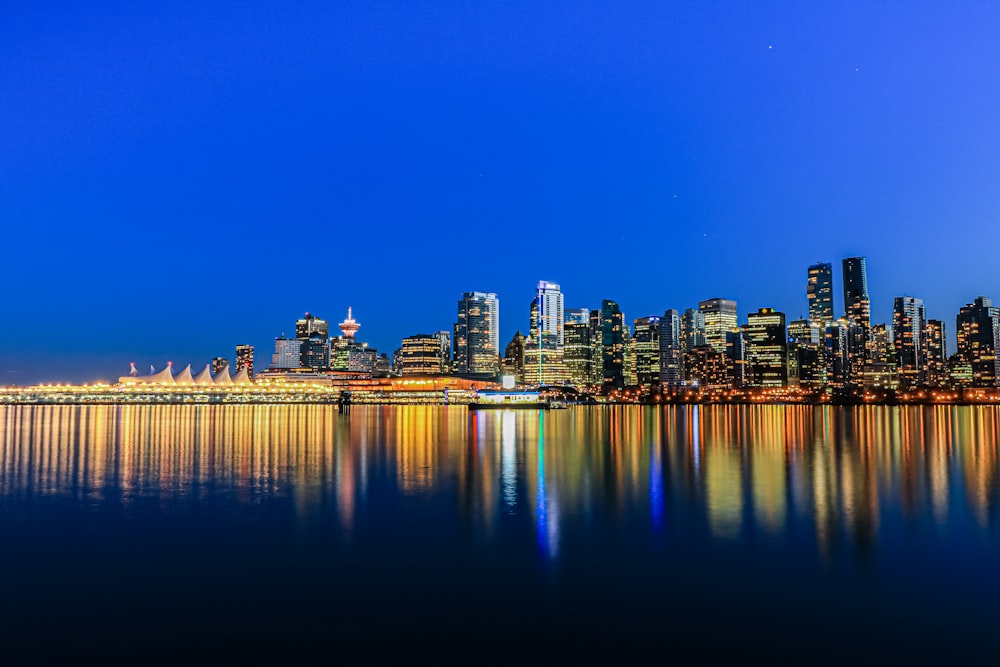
[588,309,605,387]
[893,296,927,388]
[524,334,568,385]
[503,331,526,384]
[400,334,446,375]
[434,331,452,374]
[391,348,403,376]
[235,344,254,380]
[211,357,229,374]
[623,326,637,387]
[842,257,871,326]
[601,299,625,391]
[348,346,377,373]
[454,291,500,376]
[847,323,869,386]
[865,323,897,388]
[923,319,947,387]
[564,320,593,388]
[271,336,302,369]
[296,312,330,341]
[794,342,826,388]
[807,262,834,324]
[825,322,849,388]
[726,328,748,388]
[956,296,1000,387]
[374,354,392,378]
[681,308,707,351]
[685,345,728,389]
[788,319,822,345]
[659,309,684,387]
[564,307,589,326]
[744,308,788,387]
[699,298,738,353]
[947,354,973,388]
[535,281,565,346]
[300,337,330,370]
[633,316,661,390]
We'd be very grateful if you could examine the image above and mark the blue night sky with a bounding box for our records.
[2,2,999,383]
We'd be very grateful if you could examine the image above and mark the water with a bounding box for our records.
[1,404,999,661]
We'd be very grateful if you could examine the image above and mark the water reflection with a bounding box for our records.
[2,404,999,562]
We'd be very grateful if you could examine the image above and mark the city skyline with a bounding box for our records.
[3,3,1000,383]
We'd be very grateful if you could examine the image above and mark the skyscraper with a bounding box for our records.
[699,298,738,354]
[454,291,500,376]
[400,334,446,375]
[296,312,330,341]
[235,344,254,380]
[535,281,565,346]
[744,308,788,387]
[633,316,661,390]
[658,309,684,387]
[271,336,302,369]
[893,296,926,388]
[923,319,947,387]
[588,309,605,387]
[502,331,526,384]
[956,296,1000,387]
[807,262,834,324]
[842,257,871,326]
[601,299,625,392]
[434,330,452,374]
[563,320,593,388]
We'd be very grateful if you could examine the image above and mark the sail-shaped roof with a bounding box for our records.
[213,366,233,385]
[193,365,215,385]
[233,366,252,384]
[173,364,195,385]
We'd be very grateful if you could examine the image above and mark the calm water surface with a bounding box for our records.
[2,404,999,661]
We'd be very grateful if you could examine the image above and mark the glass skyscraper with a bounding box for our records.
[454,291,500,376]
[807,262,834,324]
[842,257,871,326]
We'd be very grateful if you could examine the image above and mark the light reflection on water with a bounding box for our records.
[2,403,999,555]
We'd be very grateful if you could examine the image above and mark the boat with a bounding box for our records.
[468,389,551,410]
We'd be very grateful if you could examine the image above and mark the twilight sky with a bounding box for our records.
[2,1,999,383]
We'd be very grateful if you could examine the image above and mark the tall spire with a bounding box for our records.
[339,307,360,338]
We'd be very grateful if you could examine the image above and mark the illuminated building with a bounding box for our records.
[893,296,927,388]
[847,323,869,386]
[337,308,360,339]
[789,318,822,345]
[434,331,452,374]
[842,257,871,326]
[601,299,625,392]
[502,331,526,384]
[825,321,849,388]
[633,316,661,390]
[864,323,897,388]
[271,336,302,369]
[685,345,727,388]
[235,344,254,380]
[726,328,748,388]
[300,337,330,370]
[947,353,973,388]
[348,345,377,373]
[623,327,637,387]
[211,357,229,374]
[564,307,589,325]
[296,312,330,340]
[699,298,738,353]
[524,334,568,385]
[658,309,684,387]
[588,309,604,386]
[744,307,788,387]
[401,334,447,375]
[563,320,593,388]
[807,262,834,324]
[681,307,706,380]
[793,342,826,387]
[454,291,500,377]
[374,353,391,378]
[535,280,565,346]
[923,319,948,387]
[956,296,1000,387]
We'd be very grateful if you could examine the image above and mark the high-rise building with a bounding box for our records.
[807,262,834,324]
[842,257,871,326]
[524,335,568,385]
[271,336,302,369]
[685,345,728,389]
[300,338,330,370]
[211,357,229,374]
[502,331,526,384]
[434,331,452,374]
[923,319,947,387]
[658,309,684,387]
[454,291,500,376]
[699,298,738,354]
[788,318,822,345]
[235,344,254,380]
[865,323,897,388]
[296,312,330,341]
[348,346,377,373]
[956,296,1000,387]
[564,321,593,388]
[893,296,927,388]
[633,316,661,390]
[825,321,849,388]
[588,309,605,387]
[535,281,565,346]
[400,334,445,375]
[744,308,788,387]
[564,307,589,326]
[601,300,625,392]
[726,329,748,388]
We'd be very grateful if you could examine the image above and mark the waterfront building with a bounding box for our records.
[726,328,748,388]
[211,357,229,374]
[535,281,565,346]
[685,345,728,389]
[745,308,788,387]
[401,334,447,375]
[893,296,927,388]
[793,342,826,388]
[235,344,254,380]
[374,353,392,378]
[271,336,302,369]
[348,345,377,373]
[623,326,637,387]
[296,312,330,341]
[847,323,869,387]
[632,316,661,390]
[681,307,706,381]
[947,353,974,388]
[807,262,834,324]
[956,296,1000,387]
[502,331,526,384]
[659,309,684,387]
[842,257,871,326]
[434,331,452,374]
[588,309,605,387]
[923,319,948,387]
[699,298,738,354]
[524,334,569,386]
[300,337,330,370]
[865,323,897,388]
[601,300,625,392]
[564,320,593,388]
[454,291,500,376]
[825,322,849,388]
